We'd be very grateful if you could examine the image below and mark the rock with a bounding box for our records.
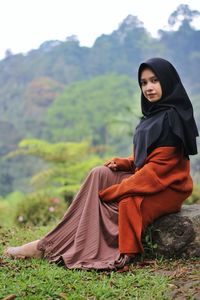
[148,204,200,258]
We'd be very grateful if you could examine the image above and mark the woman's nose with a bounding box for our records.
[145,82,153,91]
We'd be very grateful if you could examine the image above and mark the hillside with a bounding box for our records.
[0,5,200,195]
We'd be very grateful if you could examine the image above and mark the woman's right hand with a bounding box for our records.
[106,161,117,171]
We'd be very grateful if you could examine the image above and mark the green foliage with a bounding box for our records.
[185,184,200,204]
[7,139,91,162]
[0,200,11,227]
[14,192,67,227]
[0,6,200,195]
[142,225,159,258]
[22,77,64,137]
[6,139,104,200]
[0,191,25,227]
[45,74,139,152]
[5,190,25,202]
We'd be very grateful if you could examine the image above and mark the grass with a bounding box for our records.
[0,225,199,300]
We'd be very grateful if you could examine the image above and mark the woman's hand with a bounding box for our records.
[107,161,117,171]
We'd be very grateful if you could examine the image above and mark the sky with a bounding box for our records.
[0,0,200,59]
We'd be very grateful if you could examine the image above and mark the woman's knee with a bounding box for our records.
[89,166,111,177]
[88,165,124,189]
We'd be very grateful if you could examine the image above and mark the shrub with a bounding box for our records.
[15,192,68,227]
[185,184,200,204]
[0,200,12,227]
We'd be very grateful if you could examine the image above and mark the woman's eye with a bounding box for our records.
[152,78,159,83]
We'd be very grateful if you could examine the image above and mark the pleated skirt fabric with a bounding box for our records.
[37,166,133,270]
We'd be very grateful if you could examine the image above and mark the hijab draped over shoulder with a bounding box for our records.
[134,57,199,168]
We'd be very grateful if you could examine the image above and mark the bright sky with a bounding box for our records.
[0,0,200,59]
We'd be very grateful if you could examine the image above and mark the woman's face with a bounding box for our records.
[140,68,162,102]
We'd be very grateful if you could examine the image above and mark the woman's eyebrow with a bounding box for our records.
[141,75,157,81]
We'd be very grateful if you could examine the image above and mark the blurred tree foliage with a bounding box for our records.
[44,74,140,152]
[0,4,199,195]
[6,139,104,200]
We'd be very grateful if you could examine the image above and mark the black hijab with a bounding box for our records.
[133,57,198,168]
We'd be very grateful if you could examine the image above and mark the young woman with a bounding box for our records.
[4,58,198,270]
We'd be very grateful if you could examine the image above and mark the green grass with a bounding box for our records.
[0,260,169,299]
[0,225,199,300]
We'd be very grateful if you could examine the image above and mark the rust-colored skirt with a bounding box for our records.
[37,166,185,270]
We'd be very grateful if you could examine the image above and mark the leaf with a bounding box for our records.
[117,265,130,273]
[59,292,68,299]
[2,295,16,300]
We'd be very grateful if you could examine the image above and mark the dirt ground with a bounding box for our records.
[131,258,200,299]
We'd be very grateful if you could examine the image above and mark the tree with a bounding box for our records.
[168,4,200,29]
[4,49,13,59]
[6,139,104,201]
[44,74,139,155]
